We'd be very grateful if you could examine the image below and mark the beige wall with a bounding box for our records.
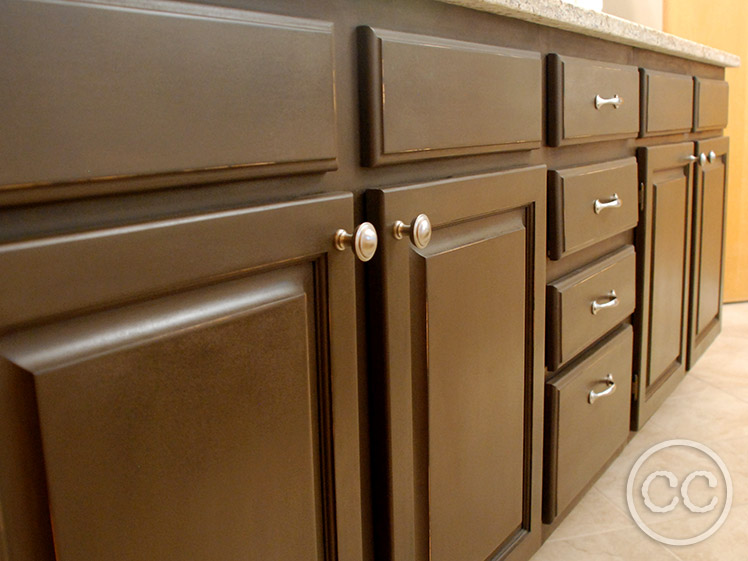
[664,0,748,302]
[603,0,662,30]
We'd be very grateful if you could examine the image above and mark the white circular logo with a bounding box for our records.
[626,439,732,545]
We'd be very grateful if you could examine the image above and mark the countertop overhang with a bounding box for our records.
[437,0,740,68]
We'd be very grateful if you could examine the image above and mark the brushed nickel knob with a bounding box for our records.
[700,152,708,166]
[708,150,717,163]
[393,213,432,249]
[334,222,378,262]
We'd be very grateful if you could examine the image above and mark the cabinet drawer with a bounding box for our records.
[640,69,694,136]
[543,325,633,523]
[548,54,639,146]
[0,1,337,195]
[548,158,638,260]
[359,27,542,165]
[694,78,729,132]
[547,246,636,370]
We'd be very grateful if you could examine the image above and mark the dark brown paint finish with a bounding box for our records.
[693,78,729,132]
[6,271,326,561]
[547,54,640,146]
[366,166,546,561]
[548,158,638,260]
[688,137,729,368]
[0,359,55,561]
[547,246,636,371]
[0,0,337,190]
[0,0,734,559]
[639,69,694,137]
[544,325,633,523]
[359,26,542,166]
[634,142,694,430]
[0,193,364,561]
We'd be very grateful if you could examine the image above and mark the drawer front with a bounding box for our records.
[544,325,633,522]
[641,69,694,136]
[548,54,639,146]
[359,27,542,165]
[0,0,337,193]
[694,78,729,131]
[549,158,638,260]
[547,246,636,370]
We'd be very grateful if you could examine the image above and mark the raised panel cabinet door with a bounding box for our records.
[366,166,546,561]
[688,137,729,368]
[634,143,694,430]
[0,193,363,561]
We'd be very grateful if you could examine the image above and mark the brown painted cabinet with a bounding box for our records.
[0,1,735,560]
[0,194,364,561]
[366,166,546,561]
[633,143,695,429]
[688,137,729,368]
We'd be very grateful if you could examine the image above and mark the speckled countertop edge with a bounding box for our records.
[437,0,740,67]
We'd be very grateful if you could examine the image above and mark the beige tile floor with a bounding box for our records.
[532,302,748,561]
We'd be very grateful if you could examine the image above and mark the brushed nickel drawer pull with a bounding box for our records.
[393,213,432,249]
[594,94,623,109]
[588,374,616,404]
[334,222,378,262]
[700,152,708,166]
[708,150,717,163]
[591,290,619,315]
[594,193,622,214]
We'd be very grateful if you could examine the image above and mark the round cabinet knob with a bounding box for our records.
[708,150,717,163]
[700,152,708,166]
[393,213,432,249]
[334,222,378,262]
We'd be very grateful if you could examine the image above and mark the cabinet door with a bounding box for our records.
[688,137,729,368]
[634,143,694,429]
[0,194,363,561]
[366,166,546,561]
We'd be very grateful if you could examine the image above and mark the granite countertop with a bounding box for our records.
[437,0,740,67]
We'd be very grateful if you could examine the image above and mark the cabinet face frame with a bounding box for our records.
[633,142,694,430]
[688,136,729,369]
[366,166,546,561]
[0,193,364,561]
